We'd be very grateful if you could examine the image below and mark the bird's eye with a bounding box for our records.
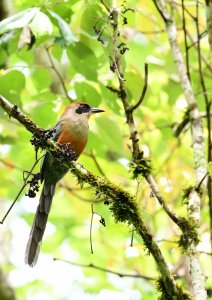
[75,103,91,114]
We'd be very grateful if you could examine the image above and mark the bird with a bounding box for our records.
[25,102,104,266]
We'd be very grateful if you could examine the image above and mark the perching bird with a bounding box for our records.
[25,102,104,266]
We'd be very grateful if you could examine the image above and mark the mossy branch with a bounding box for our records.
[0,95,190,299]
[102,1,192,240]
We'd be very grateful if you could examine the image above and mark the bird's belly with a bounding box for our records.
[57,128,87,158]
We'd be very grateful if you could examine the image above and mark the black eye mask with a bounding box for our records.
[75,104,91,114]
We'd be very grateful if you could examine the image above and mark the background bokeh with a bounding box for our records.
[0,0,211,299]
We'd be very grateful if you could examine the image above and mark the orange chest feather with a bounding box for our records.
[57,128,87,157]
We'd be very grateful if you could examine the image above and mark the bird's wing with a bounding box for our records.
[40,122,62,183]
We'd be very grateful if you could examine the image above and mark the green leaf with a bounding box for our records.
[125,70,143,103]
[47,9,77,45]
[0,70,25,105]
[80,4,104,34]
[0,7,39,34]
[75,82,101,106]
[51,44,64,61]
[31,92,57,127]
[0,48,7,65]
[29,11,53,37]
[0,31,20,55]
[95,116,124,155]
[164,80,182,105]
[0,70,25,93]
[31,69,52,91]
[16,46,34,64]
[67,42,98,80]
[87,131,105,157]
[0,31,13,53]
[99,83,121,115]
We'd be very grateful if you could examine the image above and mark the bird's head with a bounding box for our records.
[62,102,104,120]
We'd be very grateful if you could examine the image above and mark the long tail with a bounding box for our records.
[25,182,56,267]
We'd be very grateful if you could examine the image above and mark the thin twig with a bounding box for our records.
[100,0,110,12]
[181,0,191,81]
[0,160,93,203]
[59,183,91,191]
[85,150,106,177]
[130,228,135,247]
[58,183,93,202]
[197,172,209,189]
[185,30,212,73]
[0,157,42,224]
[145,174,186,229]
[45,47,72,102]
[0,158,25,172]
[130,180,140,246]
[152,0,169,22]
[173,0,196,19]
[128,63,148,112]
[90,203,94,254]
[53,258,155,280]
[0,183,28,224]
[144,112,212,134]
[89,193,104,253]
[187,30,208,50]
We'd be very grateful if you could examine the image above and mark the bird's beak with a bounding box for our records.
[91,107,105,114]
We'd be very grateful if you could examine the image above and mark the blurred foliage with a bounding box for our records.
[0,0,211,299]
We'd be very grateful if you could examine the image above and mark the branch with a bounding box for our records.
[108,1,193,235]
[145,174,186,228]
[107,3,192,241]
[153,0,207,183]
[206,0,212,51]
[0,95,189,299]
[195,1,212,249]
[53,258,155,281]
[102,3,191,298]
[153,0,207,299]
